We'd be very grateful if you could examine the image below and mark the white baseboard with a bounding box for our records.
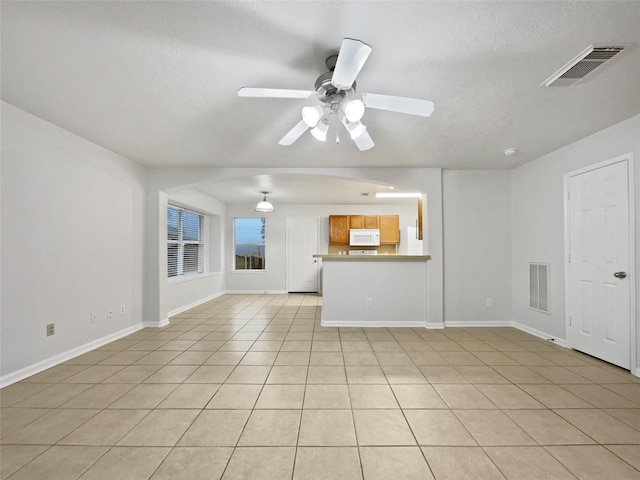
[445,320,512,328]
[0,323,145,388]
[321,320,426,328]
[442,320,569,347]
[425,322,445,329]
[512,321,569,348]
[143,318,170,328]
[224,290,288,295]
[168,291,225,318]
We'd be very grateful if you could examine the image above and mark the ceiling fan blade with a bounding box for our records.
[362,93,435,117]
[353,129,375,151]
[279,119,309,146]
[238,87,316,99]
[331,38,372,91]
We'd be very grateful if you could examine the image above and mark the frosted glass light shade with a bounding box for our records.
[343,99,365,122]
[255,200,274,212]
[302,105,323,128]
[310,121,329,141]
[344,120,366,139]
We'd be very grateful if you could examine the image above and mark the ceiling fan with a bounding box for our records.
[238,38,435,151]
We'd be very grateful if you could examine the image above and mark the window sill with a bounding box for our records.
[168,272,221,285]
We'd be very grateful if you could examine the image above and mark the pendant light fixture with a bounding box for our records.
[255,191,275,213]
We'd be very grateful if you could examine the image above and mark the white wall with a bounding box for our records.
[443,170,512,325]
[1,103,147,384]
[166,190,226,315]
[511,115,640,369]
[3,101,637,384]
[224,203,418,292]
[322,259,428,327]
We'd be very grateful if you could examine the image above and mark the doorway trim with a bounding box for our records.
[563,152,637,376]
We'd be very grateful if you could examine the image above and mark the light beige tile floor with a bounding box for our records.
[1,293,640,479]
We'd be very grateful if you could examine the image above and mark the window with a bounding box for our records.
[234,217,265,270]
[168,206,204,277]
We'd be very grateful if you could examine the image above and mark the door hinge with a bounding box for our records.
[568,253,571,263]
[569,316,572,326]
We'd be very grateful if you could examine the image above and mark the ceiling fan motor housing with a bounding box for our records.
[315,68,356,103]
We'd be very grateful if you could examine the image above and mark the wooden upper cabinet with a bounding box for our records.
[330,214,395,244]
[379,215,400,244]
[365,216,379,229]
[350,215,379,229]
[329,215,350,244]
[349,215,365,229]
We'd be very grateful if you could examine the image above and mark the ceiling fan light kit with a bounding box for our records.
[238,38,434,151]
[342,118,367,140]
[302,105,324,128]
[310,120,329,141]
[343,98,365,122]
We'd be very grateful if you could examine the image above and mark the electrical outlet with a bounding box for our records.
[90,313,97,323]
[486,298,494,307]
[107,307,113,319]
[366,298,373,307]
[46,323,55,336]
[120,304,126,314]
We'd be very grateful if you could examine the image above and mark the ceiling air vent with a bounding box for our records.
[541,45,624,87]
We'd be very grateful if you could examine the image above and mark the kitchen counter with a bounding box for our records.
[315,254,431,328]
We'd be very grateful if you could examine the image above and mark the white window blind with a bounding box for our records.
[168,206,204,277]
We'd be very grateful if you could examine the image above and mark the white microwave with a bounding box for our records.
[349,229,380,246]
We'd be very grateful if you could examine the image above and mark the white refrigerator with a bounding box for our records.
[400,226,423,255]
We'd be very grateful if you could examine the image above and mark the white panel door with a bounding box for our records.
[567,160,630,368]
[287,217,319,292]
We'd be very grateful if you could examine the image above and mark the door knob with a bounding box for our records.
[613,271,627,279]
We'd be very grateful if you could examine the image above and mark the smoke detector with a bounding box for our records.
[541,45,625,87]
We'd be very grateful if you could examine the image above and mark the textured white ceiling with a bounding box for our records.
[193,174,420,205]
[2,1,639,202]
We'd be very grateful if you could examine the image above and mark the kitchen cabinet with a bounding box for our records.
[330,214,397,245]
[349,215,365,229]
[349,215,379,229]
[329,215,350,244]
[365,216,379,229]
[379,215,400,244]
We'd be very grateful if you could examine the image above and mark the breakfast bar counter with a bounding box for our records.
[313,254,431,327]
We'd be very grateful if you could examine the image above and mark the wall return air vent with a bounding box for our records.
[541,45,624,87]
[529,262,550,314]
